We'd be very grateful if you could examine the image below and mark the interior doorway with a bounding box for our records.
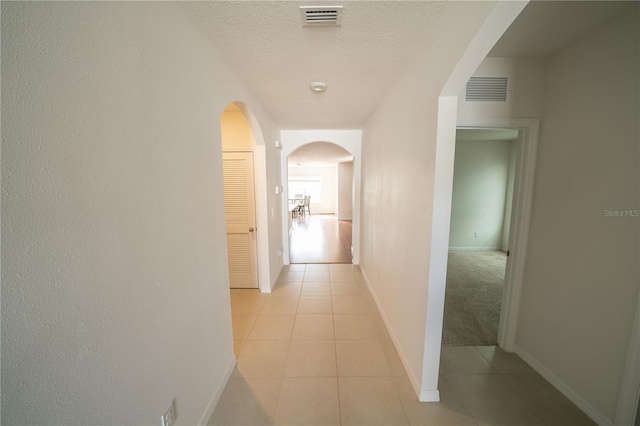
[286,142,354,264]
[220,103,261,289]
[443,128,518,346]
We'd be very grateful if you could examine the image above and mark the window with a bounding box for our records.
[288,176,321,203]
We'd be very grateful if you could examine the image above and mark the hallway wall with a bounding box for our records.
[516,9,639,422]
[1,2,281,424]
[457,7,639,423]
[360,1,511,400]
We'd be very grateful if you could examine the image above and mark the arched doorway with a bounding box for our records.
[280,130,362,266]
[220,102,270,291]
[287,142,354,263]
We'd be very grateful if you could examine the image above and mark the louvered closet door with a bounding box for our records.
[223,152,258,288]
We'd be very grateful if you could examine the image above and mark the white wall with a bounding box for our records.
[1,2,281,424]
[288,165,337,214]
[359,1,523,401]
[337,162,354,220]
[221,109,256,150]
[457,57,546,121]
[449,139,513,250]
[515,9,639,423]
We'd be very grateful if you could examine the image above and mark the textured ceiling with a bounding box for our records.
[184,1,632,130]
[184,1,447,129]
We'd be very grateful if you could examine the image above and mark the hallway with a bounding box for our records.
[214,263,595,425]
[289,214,352,264]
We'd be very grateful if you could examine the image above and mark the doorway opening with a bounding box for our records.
[442,128,518,346]
[220,103,265,290]
[287,142,354,264]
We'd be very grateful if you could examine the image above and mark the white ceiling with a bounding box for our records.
[184,1,632,130]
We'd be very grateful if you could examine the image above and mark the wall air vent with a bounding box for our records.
[300,6,343,26]
[464,76,509,103]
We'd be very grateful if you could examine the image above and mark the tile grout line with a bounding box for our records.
[330,273,344,426]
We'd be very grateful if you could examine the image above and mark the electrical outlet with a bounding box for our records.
[161,400,176,426]
[277,249,282,257]
[474,231,479,238]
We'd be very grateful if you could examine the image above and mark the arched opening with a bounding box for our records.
[287,142,354,264]
[220,102,270,292]
[280,130,362,267]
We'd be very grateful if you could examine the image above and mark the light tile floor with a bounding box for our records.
[210,263,595,426]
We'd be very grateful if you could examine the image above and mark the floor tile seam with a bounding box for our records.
[451,372,538,412]
[471,346,499,374]
[335,374,401,378]
[333,337,388,341]
[440,371,500,376]
[332,304,344,426]
[496,370,553,410]
[351,374,411,425]
[391,375,425,426]
[272,375,287,426]
[240,313,260,341]
[439,374,483,425]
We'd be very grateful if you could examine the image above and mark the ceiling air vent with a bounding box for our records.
[300,6,343,26]
[464,76,509,103]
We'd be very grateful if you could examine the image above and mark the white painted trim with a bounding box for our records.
[421,96,459,401]
[270,263,283,290]
[456,118,539,353]
[253,146,271,293]
[359,266,437,402]
[448,246,503,251]
[514,344,613,426]
[615,290,640,425]
[197,357,236,426]
[419,390,440,402]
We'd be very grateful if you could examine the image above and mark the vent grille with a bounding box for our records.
[465,76,509,102]
[300,6,343,26]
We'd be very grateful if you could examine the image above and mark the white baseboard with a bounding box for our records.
[448,246,503,251]
[198,357,237,426]
[359,266,434,402]
[419,389,440,402]
[269,264,283,292]
[513,344,613,426]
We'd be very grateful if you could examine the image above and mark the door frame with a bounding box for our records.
[455,117,539,351]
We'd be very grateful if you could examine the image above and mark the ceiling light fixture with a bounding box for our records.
[310,82,328,92]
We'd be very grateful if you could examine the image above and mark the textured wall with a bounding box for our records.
[1,2,280,424]
[517,9,639,421]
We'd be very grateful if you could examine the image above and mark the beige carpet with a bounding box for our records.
[442,251,507,346]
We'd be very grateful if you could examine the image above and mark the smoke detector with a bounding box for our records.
[310,82,328,92]
[300,6,343,26]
